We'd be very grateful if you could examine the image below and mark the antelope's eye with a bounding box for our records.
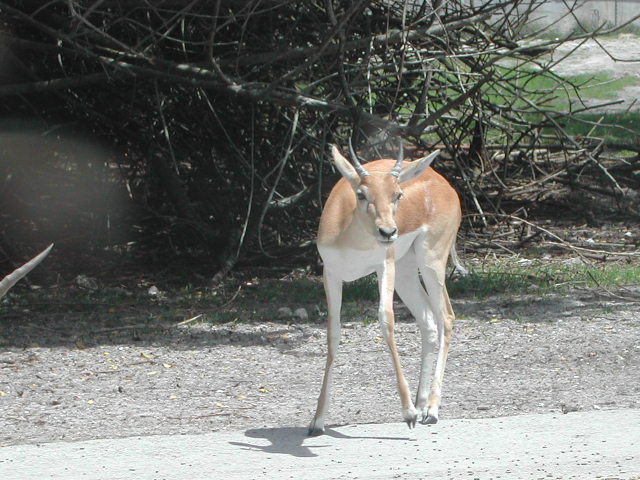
[356,189,367,201]
[394,191,403,202]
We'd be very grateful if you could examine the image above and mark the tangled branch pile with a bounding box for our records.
[1,0,638,281]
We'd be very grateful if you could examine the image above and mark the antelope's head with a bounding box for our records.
[330,141,440,245]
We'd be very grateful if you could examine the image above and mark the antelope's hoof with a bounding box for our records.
[403,407,418,429]
[421,415,438,425]
[419,405,439,425]
[405,416,417,429]
[308,419,325,436]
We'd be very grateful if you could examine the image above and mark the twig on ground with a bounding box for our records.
[584,271,640,303]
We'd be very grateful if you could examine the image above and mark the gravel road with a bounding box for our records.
[1,286,638,447]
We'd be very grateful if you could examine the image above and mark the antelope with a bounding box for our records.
[308,141,463,435]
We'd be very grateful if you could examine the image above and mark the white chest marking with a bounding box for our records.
[318,228,426,282]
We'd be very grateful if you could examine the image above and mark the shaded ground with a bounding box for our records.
[1,283,638,446]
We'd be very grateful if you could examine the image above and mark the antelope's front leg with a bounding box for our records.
[378,247,418,428]
[308,269,342,436]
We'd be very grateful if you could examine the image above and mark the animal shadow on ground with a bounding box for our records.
[229,426,414,458]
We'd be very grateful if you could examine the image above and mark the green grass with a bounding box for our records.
[467,64,640,147]
[448,269,537,297]
[556,111,640,144]
[3,260,638,327]
[567,73,640,101]
[248,277,324,303]
[489,66,640,112]
[236,261,640,309]
[344,277,380,302]
[243,275,381,304]
[449,261,640,298]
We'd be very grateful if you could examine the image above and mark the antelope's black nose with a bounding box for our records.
[378,226,398,240]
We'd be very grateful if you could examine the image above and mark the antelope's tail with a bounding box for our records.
[449,245,468,275]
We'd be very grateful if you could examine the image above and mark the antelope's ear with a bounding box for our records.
[330,145,360,189]
[397,150,439,183]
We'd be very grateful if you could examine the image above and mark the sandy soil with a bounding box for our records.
[553,35,640,78]
[1,285,638,446]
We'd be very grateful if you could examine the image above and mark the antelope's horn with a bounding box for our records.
[389,138,404,177]
[348,137,370,177]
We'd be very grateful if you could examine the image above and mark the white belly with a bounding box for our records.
[318,228,425,282]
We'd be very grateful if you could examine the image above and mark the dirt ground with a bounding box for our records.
[1,283,639,447]
[553,35,640,77]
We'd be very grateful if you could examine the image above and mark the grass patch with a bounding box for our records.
[568,73,639,101]
[489,66,640,112]
[449,260,640,298]
[248,277,324,303]
[448,269,537,297]
[239,261,640,308]
[3,260,637,327]
[344,277,379,302]
[476,64,640,146]
[557,111,640,143]
[240,275,381,304]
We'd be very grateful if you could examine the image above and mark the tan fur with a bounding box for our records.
[318,160,461,247]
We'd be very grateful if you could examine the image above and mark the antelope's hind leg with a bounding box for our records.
[394,252,439,425]
[415,263,455,425]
